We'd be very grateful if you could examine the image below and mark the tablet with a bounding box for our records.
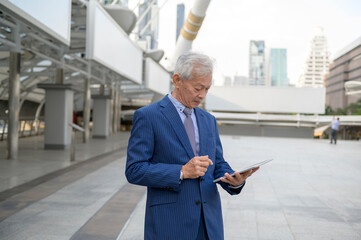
[213,158,273,183]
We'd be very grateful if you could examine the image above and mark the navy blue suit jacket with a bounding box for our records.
[126,96,244,240]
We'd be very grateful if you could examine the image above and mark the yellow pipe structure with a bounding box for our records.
[181,11,204,40]
[169,0,211,70]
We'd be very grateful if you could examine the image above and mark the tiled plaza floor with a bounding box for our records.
[0,132,360,240]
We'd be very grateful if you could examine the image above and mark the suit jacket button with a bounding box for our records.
[196,200,201,205]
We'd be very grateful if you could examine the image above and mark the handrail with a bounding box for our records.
[0,118,45,140]
[69,123,85,132]
[69,123,85,162]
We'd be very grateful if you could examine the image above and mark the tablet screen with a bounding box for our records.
[213,158,273,183]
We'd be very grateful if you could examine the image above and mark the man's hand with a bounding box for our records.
[182,155,213,179]
[220,167,260,186]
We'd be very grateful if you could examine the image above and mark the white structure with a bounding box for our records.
[345,81,361,96]
[144,58,171,95]
[86,0,143,84]
[298,27,330,87]
[206,86,325,114]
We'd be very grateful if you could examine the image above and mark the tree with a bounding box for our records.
[345,99,361,115]
[325,99,361,115]
[325,105,334,115]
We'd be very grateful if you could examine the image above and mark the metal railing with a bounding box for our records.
[211,112,361,128]
[0,117,45,141]
[69,123,85,162]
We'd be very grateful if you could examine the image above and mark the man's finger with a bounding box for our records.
[221,173,243,186]
[196,165,208,171]
[232,172,242,179]
[219,176,234,185]
[198,156,213,165]
[224,172,234,180]
[198,161,211,168]
[247,167,260,177]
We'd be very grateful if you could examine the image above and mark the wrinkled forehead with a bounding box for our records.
[188,73,212,86]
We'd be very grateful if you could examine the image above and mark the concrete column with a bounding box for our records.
[34,99,45,135]
[83,78,91,143]
[38,84,74,149]
[112,88,116,133]
[112,87,118,133]
[109,88,114,135]
[56,68,64,84]
[7,52,21,159]
[114,85,121,132]
[92,95,112,138]
[117,89,122,131]
[100,84,105,95]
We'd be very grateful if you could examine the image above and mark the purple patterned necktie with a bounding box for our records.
[183,107,196,156]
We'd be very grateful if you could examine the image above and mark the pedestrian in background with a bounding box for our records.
[330,117,340,144]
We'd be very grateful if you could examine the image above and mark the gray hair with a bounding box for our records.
[174,51,214,81]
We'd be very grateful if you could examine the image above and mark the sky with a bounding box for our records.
[141,0,361,85]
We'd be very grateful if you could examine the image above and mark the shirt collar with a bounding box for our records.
[168,92,194,115]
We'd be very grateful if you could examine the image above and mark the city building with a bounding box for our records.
[270,48,288,86]
[138,0,159,50]
[249,40,266,86]
[325,36,361,110]
[298,27,330,87]
[233,75,248,86]
[223,76,232,86]
[176,3,185,42]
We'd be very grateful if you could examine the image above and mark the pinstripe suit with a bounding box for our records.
[126,95,244,240]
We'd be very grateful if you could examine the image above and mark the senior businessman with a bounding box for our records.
[126,51,258,240]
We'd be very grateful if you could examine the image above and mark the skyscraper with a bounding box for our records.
[249,40,266,86]
[138,0,159,50]
[176,3,185,42]
[270,48,288,86]
[233,75,248,86]
[325,36,361,110]
[223,76,232,86]
[298,27,330,87]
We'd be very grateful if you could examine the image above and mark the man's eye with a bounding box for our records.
[195,88,201,92]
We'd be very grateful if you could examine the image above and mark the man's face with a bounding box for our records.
[173,72,212,108]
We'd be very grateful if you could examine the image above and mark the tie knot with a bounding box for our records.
[183,107,192,117]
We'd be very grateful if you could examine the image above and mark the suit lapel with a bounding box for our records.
[160,96,195,159]
[195,108,206,156]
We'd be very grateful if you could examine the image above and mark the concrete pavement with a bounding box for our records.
[0,133,360,240]
[119,135,361,240]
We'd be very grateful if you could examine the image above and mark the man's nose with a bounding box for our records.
[198,89,207,98]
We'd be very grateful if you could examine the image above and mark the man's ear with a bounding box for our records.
[173,74,181,88]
